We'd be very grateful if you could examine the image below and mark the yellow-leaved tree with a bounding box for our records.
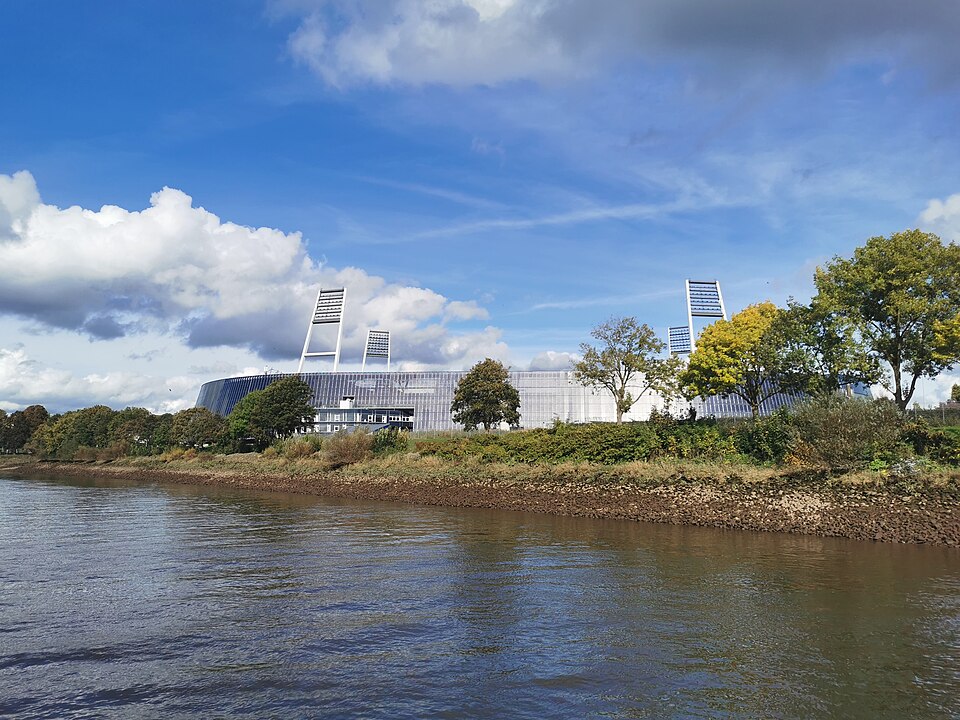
[681,301,786,419]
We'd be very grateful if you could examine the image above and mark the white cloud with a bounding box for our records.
[918,193,960,242]
[527,350,578,371]
[0,171,508,412]
[0,346,196,414]
[283,0,960,88]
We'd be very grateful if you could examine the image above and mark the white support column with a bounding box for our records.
[298,287,346,373]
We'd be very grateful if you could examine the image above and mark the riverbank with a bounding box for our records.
[2,455,958,545]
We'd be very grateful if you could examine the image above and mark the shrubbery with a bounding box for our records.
[322,429,374,469]
[371,427,409,456]
[414,415,737,465]
[732,408,794,464]
[410,396,960,471]
[787,396,905,469]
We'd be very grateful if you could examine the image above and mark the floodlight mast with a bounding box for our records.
[361,329,391,372]
[297,287,346,373]
[684,280,726,353]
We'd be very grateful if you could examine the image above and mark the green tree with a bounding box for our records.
[451,359,521,431]
[815,230,960,411]
[109,407,158,455]
[256,376,316,439]
[573,316,683,424]
[681,301,787,419]
[226,376,315,450]
[28,411,80,459]
[768,300,880,397]
[69,405,115,449]
[951,383,960,403]
[227,388,268,450]
[170,407,226,449]
[151,413,174,451]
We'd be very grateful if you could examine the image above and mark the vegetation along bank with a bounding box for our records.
[4,397,960,546]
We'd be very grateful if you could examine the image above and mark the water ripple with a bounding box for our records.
[1,474,958,719]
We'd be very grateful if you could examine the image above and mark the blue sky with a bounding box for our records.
[2,0,960,412]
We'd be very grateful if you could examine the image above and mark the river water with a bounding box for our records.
[1,474,958,719]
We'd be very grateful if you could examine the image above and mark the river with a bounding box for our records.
[1,474,958,719]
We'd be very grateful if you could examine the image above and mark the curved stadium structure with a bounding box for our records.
[195,280,818,432]
[196,369,795,433]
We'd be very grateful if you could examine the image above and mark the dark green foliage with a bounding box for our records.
[451,359,520,431]
[256,376,316,439]
[788,396,906,469]
[228,376,315,450]
[903,419,960,466]
[108,407,165,455]
[372,427,409,456]
[0,405,50,452]
[733,408,795,464]
[169,407,227,449]
[814,230,960,411]
[414,419,736,465]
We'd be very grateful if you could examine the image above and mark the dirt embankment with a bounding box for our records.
[5,457,958,546]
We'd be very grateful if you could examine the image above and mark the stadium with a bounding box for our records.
[195,281,803,432]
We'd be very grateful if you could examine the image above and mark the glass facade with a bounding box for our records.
[196,370,821,431]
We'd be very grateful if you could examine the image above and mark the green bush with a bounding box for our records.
[275,435,322,459]
[904,420,960,466]
[410,420,740,465]
[733,408,795,464]
[323,429,374,469]
[372,427,409,456]
[787,396,906,469]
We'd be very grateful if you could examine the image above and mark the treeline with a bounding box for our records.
[8,376,317,460]
[0,405,50,453]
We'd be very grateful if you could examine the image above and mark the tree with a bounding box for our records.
[814,230,960,411]
[170,407,226,449]
[573,317,683,424]
[451,359,521,431]
[255,376,316,439]
[681,301,788,419]
[228,388,268,449]
[109,407,158,454]
[226,376,315,450]
[767,300,880,397]
[953,384,960,403]
[1,405,50,454]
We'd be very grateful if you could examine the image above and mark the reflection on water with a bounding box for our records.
[1,474,958,719]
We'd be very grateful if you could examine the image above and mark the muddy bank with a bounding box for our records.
[5,459,959,546]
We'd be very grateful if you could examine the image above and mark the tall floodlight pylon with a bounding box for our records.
[669,280,727,354]
[297,287,346,373]
[362,329,391,371]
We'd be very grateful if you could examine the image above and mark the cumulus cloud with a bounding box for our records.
[527,350,578,371]
[919,193,960,242]
[282,0,960,88]
[0,171,498,368]
[0,346,197,414]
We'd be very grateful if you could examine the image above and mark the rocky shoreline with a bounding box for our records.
[4,458,958,546]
